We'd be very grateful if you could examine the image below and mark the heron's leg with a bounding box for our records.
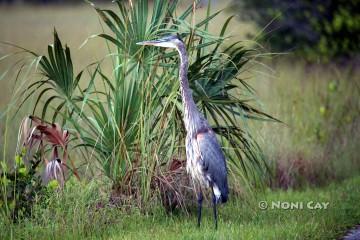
[197,189,203,227]
[211,187,218,230]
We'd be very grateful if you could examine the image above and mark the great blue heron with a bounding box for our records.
[137,34,228,229]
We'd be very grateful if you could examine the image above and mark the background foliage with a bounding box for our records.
[233,0,360,61]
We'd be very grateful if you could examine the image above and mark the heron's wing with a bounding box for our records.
[196,130,228,194]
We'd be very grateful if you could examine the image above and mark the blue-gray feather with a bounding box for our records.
[197,130,229,203]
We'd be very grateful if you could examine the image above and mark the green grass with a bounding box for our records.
[2,176,359,239]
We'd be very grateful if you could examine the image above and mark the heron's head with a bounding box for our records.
[136,34,183,49]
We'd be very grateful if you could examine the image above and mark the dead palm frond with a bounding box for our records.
[18,115,79,188]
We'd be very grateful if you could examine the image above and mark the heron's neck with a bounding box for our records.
[176,43,201,133]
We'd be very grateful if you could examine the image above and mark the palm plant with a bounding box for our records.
[16,30,83,123]
[77,0,275,203]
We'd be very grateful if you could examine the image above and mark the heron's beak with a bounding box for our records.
[136,37,176,48]
[136,40,163,46]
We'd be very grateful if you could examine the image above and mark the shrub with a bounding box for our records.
[0,115,80,221]
[233,0,360,61]
[0,150,46,221]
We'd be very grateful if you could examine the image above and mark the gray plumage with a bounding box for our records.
[137,34,228,229]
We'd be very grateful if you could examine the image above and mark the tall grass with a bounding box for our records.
[252,61,360,188]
